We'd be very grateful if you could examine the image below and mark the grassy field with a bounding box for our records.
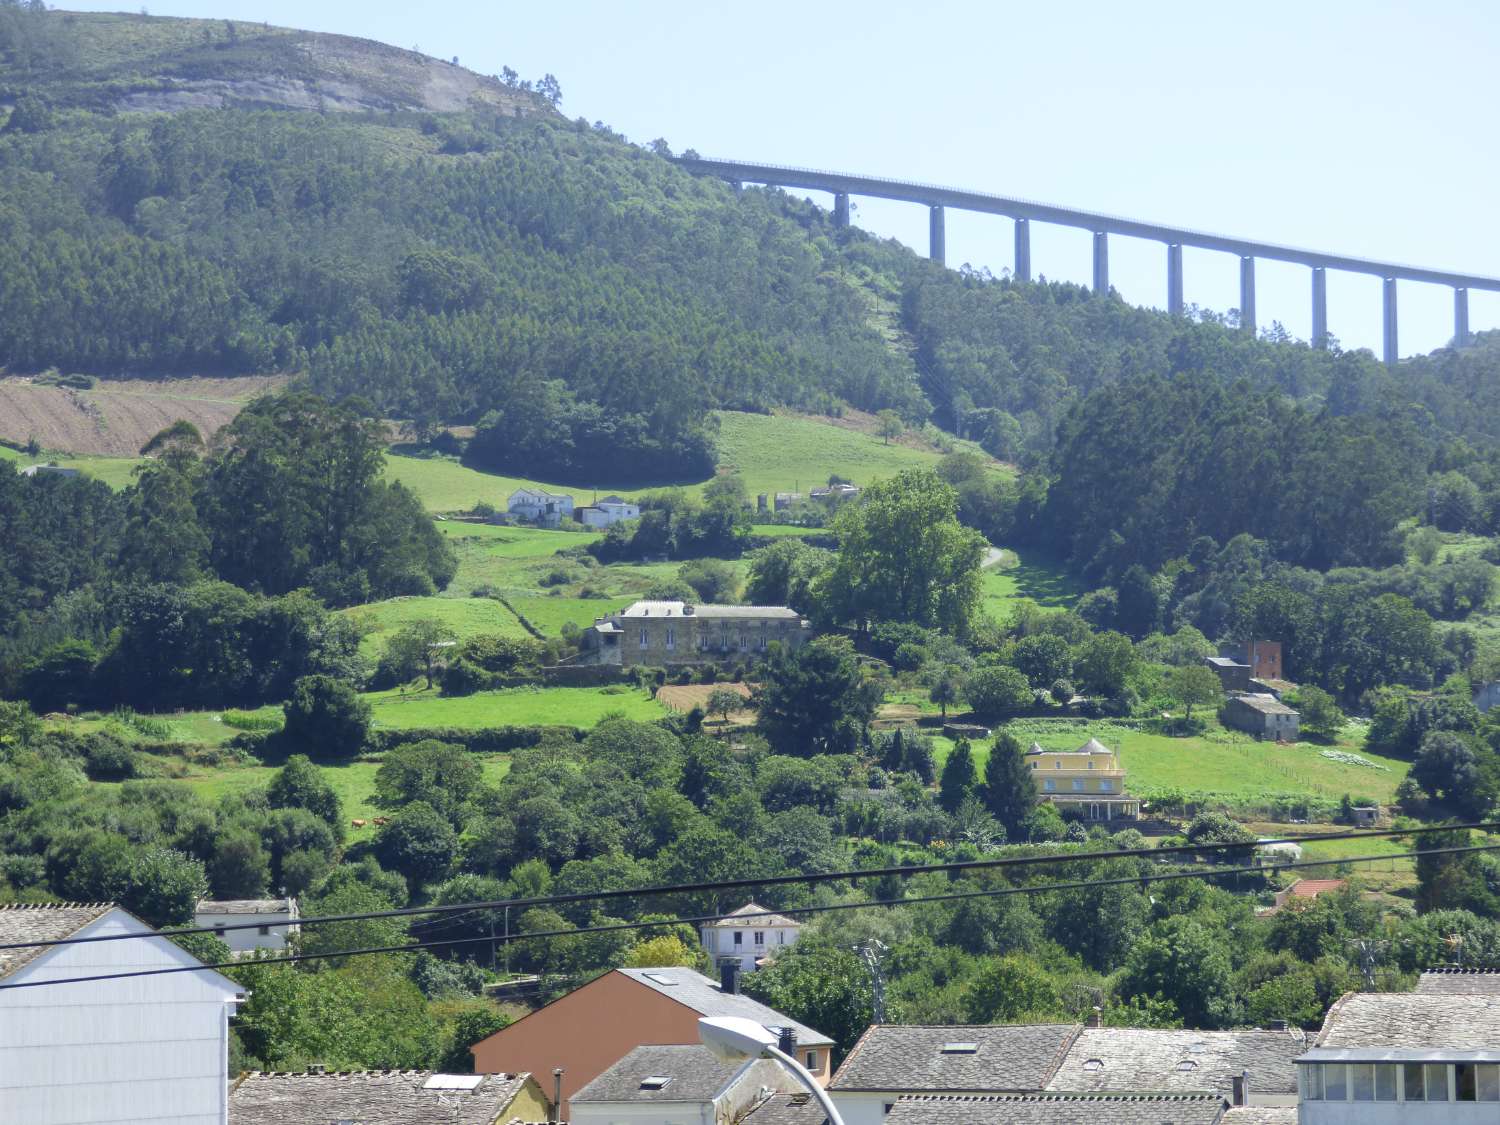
[505,594,616,635]
[365,684,666,729]
[342,596,530,661]
[750,524,826,538]
[145,752,511,843]
[0,445,146,489]
[930,718,1409,805]
[386,411,1012,513]
[980,551,1084,621]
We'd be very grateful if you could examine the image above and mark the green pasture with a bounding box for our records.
[930,718,1409,803]
[363,684,666,729]
[343,596,529,661]
[505,594,616,636]
[980,551,1083,621]
[147,752,511,843]
[1,445,145,489]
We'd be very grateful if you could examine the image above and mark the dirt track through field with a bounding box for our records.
[0,376,285,455]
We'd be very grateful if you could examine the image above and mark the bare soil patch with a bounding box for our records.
[656,682,756,724]
[0,375,285,456]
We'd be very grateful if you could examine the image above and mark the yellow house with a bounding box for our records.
[1026,737,1141,821]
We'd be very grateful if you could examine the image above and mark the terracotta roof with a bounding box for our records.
[1284,879,1345,898]
[229,1070,534,1124]
[1416,969,1500,995]
[707,903,802,929]
[1047,1027,1305,1096]
[830,1024,1080,1092]
[883,1093,1228,1124]
[0,902,113,980]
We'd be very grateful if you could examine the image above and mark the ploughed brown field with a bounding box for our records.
[0,375,285,456]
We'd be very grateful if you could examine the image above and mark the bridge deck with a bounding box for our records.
[675,157,1500,292]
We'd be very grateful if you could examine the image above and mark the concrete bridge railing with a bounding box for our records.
[673,156,1497,362]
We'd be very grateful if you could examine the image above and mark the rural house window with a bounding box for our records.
[259,925,271,936]
[754,931,764,946]
[806,1052,818,1070]
[733,931,742,946]
[639,629,648,648]
[666,627,675,649]
[1100,780,1113,792]
[778,931,785,944]
[1044,779,1056,792]
[1071,780,1084,792]
[739,633,747,651]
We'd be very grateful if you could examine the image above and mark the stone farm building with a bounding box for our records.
[506,488,574,527]
[575,495,640,528]
[582,600,807,667]
[1223,693,1301,740]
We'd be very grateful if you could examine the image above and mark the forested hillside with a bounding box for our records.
[4,4,1500,549]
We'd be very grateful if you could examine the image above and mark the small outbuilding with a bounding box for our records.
[1222,693,1300,741]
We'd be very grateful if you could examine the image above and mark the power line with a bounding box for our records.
[5,819,1490,955]
[5,840,1495,993]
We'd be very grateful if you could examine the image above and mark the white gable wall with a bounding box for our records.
[0,908,241,1125]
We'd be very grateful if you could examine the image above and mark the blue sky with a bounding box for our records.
[66,0,1500,356]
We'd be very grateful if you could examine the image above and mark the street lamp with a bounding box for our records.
[697,1015,846,1125]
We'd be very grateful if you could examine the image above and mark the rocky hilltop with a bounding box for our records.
[0,8,552,116]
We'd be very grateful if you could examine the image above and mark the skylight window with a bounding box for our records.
[423,1075,483,1090]
[1083,1059,1104,1072]
[640,1076,673,1090]
[1177,1060,1198,1071]
[941,1043,979,1054]
[643,973,678,986]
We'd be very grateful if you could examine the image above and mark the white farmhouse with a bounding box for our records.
[0,902,243,1125]
[576,494,641,529]
[194,897,299,954]
[700,903,802,973]
[507,488,574,527]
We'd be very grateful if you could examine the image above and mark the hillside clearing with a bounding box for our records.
[364,685,666,729]
[0,375,283,457]
[342,596,529,662]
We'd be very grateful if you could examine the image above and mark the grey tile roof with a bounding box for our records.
[1047,1028,1305,1095]
[617,600,800,619]
[228,1070,533,1125]
[616,968,834,1047]
[708,902,802,929]
[883,1093,1228,1124]
[1229,695,1298,716]
[1415,969,1500,995]
[1314,991,1500,1050]
[0,902,113,979]
[741,1091,829,1124]
[197,898,297,915]
[1220,1110,1297,1125]
[830,1024,1080,1091]
[572,1046,784,1105]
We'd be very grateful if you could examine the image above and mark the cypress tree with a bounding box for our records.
[982,729,1037,839]
[939,737,977,814]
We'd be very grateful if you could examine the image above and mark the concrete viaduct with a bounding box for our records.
[673,156,1500,363]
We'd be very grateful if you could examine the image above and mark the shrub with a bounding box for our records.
[84,737,138,781]
[965,666,1033,718]
[221,709,283,732]
[281,676,371,757]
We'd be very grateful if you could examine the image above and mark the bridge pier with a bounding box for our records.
[1311,268,1328,349]
[1014,218,1031,282]
[1092,232,1109,294]
[1167,243,1183,316]
[1455,287,1470,346]
[1383,278,1398,364]
[833,192,850,229]
[929,205,946,265]
[1240,256,1256,336]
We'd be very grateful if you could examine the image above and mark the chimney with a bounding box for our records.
[1231,1070,1249,1106]
[1085,1007,1102,1029]
[550,1068,563,1124]
[720,958,741,995]
[777,1027,797,1057]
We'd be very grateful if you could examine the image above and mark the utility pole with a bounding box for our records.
[858,939,888,1024]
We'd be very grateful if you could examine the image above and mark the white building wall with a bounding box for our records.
[832,1089,904,1125]
[192,909,296,953]
[570,1101,714,1125]
[0,909,240,1125]
[700,925,798,972]
[1301,1106,1497,1124]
